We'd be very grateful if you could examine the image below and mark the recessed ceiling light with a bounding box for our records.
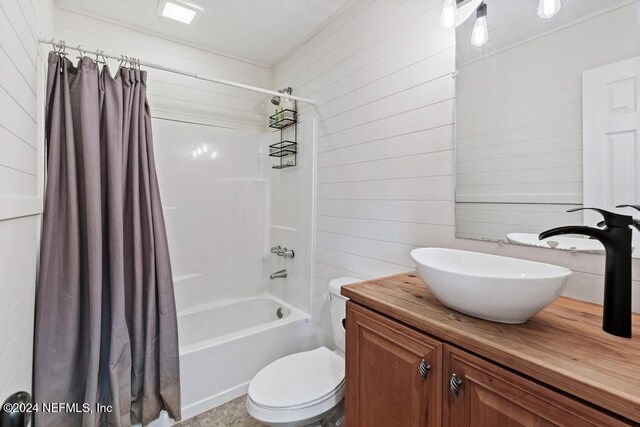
[158,1,201,25]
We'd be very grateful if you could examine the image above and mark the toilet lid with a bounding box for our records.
[248,347,345,410]
[328,277,361,297]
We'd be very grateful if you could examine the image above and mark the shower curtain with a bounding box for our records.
[33,52,181,426]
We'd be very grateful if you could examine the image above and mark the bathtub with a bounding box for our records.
[172,295,312,422]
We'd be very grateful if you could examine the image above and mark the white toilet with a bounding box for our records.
[246,277,361,426]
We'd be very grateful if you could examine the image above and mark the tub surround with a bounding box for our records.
[342,273,640,424]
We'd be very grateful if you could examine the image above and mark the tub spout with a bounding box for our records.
[270,269,287,280]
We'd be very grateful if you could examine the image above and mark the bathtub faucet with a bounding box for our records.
[270,269,287,280]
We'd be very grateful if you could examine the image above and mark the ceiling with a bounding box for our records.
[55,0,351,65]
[457,0,631,64]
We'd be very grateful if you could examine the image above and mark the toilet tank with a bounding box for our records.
[328,277,361,353]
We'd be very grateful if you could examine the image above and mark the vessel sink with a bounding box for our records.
[410,248,572,324]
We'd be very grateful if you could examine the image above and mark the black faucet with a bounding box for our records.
[596,205,640,230]
[539,207,634,338]
[616,205,640,231]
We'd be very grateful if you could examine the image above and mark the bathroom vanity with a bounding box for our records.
[342,274,640,426]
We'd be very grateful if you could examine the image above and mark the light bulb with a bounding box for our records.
[471,3,488,47]
[538,0,561,19]
[440,0,458,29]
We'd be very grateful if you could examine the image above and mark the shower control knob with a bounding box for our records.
[277,248,295,258]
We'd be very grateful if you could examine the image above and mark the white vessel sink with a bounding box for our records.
[507,233,606,254]
[410,248,572,324]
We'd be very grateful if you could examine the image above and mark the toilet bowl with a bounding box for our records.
[246,277,361,426]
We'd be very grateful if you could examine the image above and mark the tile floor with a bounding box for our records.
[175,395,265,427]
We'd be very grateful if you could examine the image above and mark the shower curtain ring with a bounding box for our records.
[76,45,85,60]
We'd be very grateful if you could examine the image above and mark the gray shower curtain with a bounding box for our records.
[34,52,181,426]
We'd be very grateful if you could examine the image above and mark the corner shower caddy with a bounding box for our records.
[269,109,297,169]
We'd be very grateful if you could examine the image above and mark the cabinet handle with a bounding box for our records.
[450,373,463,397]
[419,359,431,380]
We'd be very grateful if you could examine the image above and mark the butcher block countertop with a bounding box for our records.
[341,273,640,424]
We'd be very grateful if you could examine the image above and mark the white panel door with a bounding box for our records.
[583,56,640,256]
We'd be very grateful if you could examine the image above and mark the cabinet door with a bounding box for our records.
[345,302,442,427]
[443,345,628,427]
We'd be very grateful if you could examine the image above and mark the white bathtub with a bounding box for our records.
[172,295,311,422]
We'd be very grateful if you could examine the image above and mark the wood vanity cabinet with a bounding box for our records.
[345,301,629,427]
[345,302,442,426]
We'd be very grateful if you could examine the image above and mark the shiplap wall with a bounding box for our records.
[273,0,640,348]
[273,0,456,345]
[55,7,271,131]
[0,0,53,401]
[456,204,583,242]
[456,2,640,240]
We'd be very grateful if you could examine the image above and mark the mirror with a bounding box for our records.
[454,0,640,257]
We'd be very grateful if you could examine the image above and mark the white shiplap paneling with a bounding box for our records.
[54,8,271,131]
[273,0,456,347]
[273,0,640,349]
[0,0,53,401]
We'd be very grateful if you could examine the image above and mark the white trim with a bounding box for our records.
[0,197,43,221]
[456,194,582,204]
[310,114,319,332]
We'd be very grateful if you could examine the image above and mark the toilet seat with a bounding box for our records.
[247,347,345,426]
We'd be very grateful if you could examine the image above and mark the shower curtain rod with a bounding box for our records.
[38,38,317,105]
